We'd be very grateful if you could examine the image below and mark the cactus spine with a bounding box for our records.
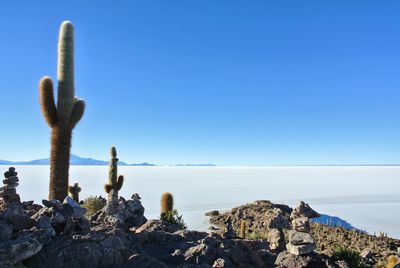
[160,192,174,216]
[240,220,246,239]
[68,182,81,202]
[39,21,85,201]
[104,147,124,196]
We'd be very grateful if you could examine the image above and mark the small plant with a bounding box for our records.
[104,147,124,197]
[82,195,106,214]
[68,182,81,202]
[161,209,187,230]
[239,220,246,239]
[247,229,269,240]
[160,192,187,230]
[334,247,365,268]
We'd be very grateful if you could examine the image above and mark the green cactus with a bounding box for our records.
[104,146,124,196]
[39,21,85,201]
[68,182,81,202]
[240,220,246,239]
[160,192,174,216]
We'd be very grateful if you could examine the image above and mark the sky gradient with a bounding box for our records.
[0,1,399,165]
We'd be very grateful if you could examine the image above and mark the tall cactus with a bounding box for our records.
[39,21,85,201]
[104,146,124,196]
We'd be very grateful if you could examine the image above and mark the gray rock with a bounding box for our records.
[286,243,316,255]
[268,228,285,251]
[63,196,86,220]
[265,208,291,229]
[292,217,310,232]
[290,201,319,219]
[212,258,227,267]
[36,216,52,229]
[0,220,13,241]
[7,236,43,264]
[42,199,63,210]
[288,230,315,245]
[360,249,372,259]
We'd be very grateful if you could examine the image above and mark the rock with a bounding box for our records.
[275,251,329,268]
[268,228,285,251]
[292,217,311,232]
[222,216,236,239]
[265,208,291,229]
[63,196,86,220]
[360,249,372,259]
[9,214,35,231]
[288,230,315,245]
[42,199,63,210]
[7,236,43,263]
[206,210,219,217]
[36,215,52,229]
[126,254,168,268]
[212,258,227,267]
[290,201,320,219]
[0,220,13,241]
[286,243,316,255]
[136,219,180,233]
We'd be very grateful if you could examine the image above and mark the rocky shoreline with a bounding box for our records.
[0,167,399,267]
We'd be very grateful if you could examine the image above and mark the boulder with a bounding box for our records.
[290,201,319,220]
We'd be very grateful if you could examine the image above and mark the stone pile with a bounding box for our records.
[266,208,291,251]
[91,191,147,228]
[286,201,320,255]
[0,167,21,209]
[32,197,89,235]
[222,216,236,239]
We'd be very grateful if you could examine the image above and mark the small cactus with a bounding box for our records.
[39,21,85,201]
[160,192,174,216]
[68,182,81,202]
[240,220,246,239]
[104,146,124,196]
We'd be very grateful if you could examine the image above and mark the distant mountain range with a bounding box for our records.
[0,154,156,166]
[0,155,217,167]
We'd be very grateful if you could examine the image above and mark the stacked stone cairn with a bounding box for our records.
[222,216,236,239]
[0,167,21,209]
[266,208,291,251]
[286,201,320,255]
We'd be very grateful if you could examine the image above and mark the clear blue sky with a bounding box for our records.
[0,1,399,165]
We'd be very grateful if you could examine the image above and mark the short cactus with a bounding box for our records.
[104,146,124,196]
[68,182,81,202]
[160,192,174,216]
[39,21,85,201]
[240,220,246,239]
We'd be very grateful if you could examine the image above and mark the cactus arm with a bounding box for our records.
[57,21,75,119]
[116,175,124,191]
[39,77,57,127]
[70,98,85,128]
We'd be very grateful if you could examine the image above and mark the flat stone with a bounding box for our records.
[42,199,63,210]
[292,217,310,232]
[286,243,316,255]
[3,177,19,184]
[289,230,315,245]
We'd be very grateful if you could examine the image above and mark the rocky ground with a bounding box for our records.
[208,200,400,267]
[1,167,399,267]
